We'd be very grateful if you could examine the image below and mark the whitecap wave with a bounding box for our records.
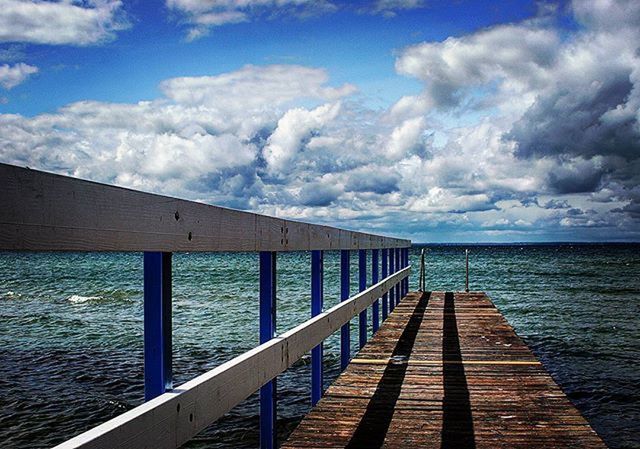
[2,291,21,299]
[68,295,102,304]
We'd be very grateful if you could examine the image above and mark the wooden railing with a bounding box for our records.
[0,163,411,449]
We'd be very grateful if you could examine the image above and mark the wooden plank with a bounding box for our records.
[0,163,410,252]
[53,267,410,449]
[283,291,606,449]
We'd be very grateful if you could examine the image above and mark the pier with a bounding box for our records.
[283,291,606,448]
[0,163,605,448]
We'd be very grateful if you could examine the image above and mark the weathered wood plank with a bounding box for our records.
[53,267,410,449]
[0,163,410,252]
[283,291,607,449]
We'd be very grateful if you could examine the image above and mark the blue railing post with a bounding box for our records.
[340,250,350,371]
[311,250,324,406]
[405,248,410,295]
[381,248,388,321]
[389,248,395,311]
[372,249,380,333]
[143,251,172,402]
[395,247,401,306]
[358,249,367,349]
[259,251,277,449]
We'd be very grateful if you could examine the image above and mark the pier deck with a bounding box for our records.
[283,291,606,448]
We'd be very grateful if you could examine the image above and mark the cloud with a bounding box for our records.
[365,0,425,17]
[264,102,341,173]
[2,1,640,241]
[396,21,559,108]
[0,62,37,89]
[161,64,355,113]
[166,0,336,40]
[387,0,640,239]
[298,181,341,206]
[386,116,425,160]
[0,0,128,46]
[345,168,400,194]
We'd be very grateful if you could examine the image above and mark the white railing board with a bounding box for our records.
[54,266,410,449]
[0,163,410,252]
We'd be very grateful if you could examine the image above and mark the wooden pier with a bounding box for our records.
[284,291,606,448]
[0,164,606,448]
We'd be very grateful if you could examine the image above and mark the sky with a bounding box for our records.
[0,0,639,243]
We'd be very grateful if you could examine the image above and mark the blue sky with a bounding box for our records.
[1,0,639,242]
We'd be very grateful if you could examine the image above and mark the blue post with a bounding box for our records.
[372,249,380,333]
[405,248,410,295]
[340,250,350,371]
[259,251,277,449]
[144,252,172,402]
[402,248,406,296]
[395,247,401,305]
[358,249,367,349]
[381,248,388,321]
[311,250,324,406]
[389,248,395,311]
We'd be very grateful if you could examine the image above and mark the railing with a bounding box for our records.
[0,163,412,449]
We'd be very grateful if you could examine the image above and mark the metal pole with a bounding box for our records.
[259,251,277,449]
[311,250,324,406]
[372,249,380,333]
[419,248,426,291]
[144,251,172,402]
[358,249,367,349]
[465,249,469,293]
[340,250,350,371]
[381,248,388,321]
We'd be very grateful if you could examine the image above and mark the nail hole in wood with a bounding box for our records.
[177,404,181,412]
[188,232,192,241]
[174,211,180,221]
[189,413,194,422]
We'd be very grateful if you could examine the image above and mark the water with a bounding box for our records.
[0,244,638,449]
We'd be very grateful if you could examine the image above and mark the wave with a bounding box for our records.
[67,295,102,304]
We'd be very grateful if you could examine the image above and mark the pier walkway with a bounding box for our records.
[284,291,606,448]
[0,164,606,449]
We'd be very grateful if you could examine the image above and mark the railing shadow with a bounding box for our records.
[441,291,475,449]
[345,292,430,448]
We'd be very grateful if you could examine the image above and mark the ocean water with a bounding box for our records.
[0,244,638,449]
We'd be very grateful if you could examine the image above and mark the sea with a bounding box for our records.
[0,244,638,449]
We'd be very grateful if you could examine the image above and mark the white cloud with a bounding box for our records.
[385,116,425,160]
[2,1,640,241]
[0,0,128,46]
[0,62,37,89]
[369,0,425,17]
[167,0,336,40]
[264,102,341,173]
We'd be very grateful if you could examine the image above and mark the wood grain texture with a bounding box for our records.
[0,163,410,252]
[53,267,410,449]
[283,291,607,449]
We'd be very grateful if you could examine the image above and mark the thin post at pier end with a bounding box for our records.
[419,248,426,291]
[311,250,324,406]
[340,250,350,371]
[381,248,389,320]
[465,249,470,292]
[143,251,172,402]
[259,251,277,449]
[358,249,367,349]
[371,249,380,333]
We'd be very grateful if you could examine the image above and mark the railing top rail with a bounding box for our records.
[0,163,410,252]
[54,266,410,449]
